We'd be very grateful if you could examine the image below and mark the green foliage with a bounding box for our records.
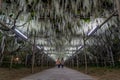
[1,55,24,69]
[25,0,29,3]
[1,56,11,68]
[82,18,90,23]
[0,11,5,15]
[5,0,11,3]
[115,61,120,68]
[31,11,35,18]
[12,64,25,69]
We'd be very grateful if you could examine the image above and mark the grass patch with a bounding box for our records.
[0,66,53,80]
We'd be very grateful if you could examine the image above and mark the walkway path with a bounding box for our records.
[21,67,94,80]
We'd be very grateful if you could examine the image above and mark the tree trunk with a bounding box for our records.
[31,46,35,73]
[76,55,79,69]
[0,0,2,9]
[104,59,107,67]
[31,36,36,73]
[84,49,87,73]
[10,55,13,69]
[83,38,87,74]
[116,0,120,19]
[70,60,71,67]
[46,55,49,68]
[25,54,28,66]
[109,46,115,67]
[41,54,44,69]
[95,57,99,67]
[0,36,5,66]
[72,58,74,68]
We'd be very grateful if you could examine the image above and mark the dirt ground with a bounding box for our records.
[0,67,120,80]
[0,67,50,80]
[74,67,120,80]
[92,68,120,80]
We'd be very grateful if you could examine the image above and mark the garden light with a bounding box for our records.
[87,26,99,36]
[13,28,28,40]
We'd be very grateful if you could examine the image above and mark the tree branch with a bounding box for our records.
[13,8,23,29]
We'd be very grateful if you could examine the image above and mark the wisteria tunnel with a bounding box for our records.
[0,0,120,80]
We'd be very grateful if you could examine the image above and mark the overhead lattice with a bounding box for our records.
[0,0,118,60]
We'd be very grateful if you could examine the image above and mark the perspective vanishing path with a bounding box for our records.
[21,67,94,80]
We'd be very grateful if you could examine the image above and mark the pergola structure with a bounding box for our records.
[0,0,120,73]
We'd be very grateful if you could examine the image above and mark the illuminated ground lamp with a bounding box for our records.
[12,28,28,41]
[14,57,19,62]
[87,26,99,37]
